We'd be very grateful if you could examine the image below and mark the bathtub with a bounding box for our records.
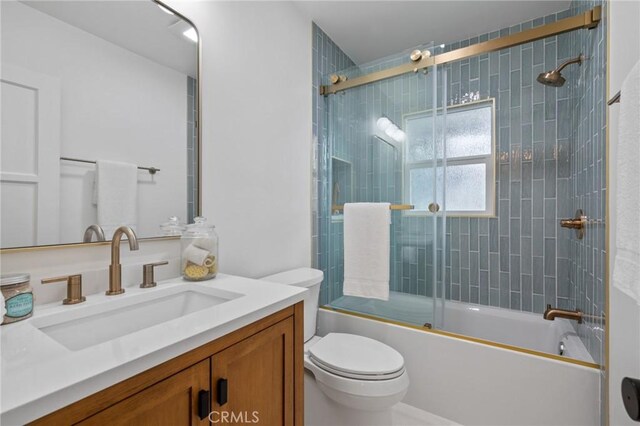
[328,291,595,364]
[318,307,601,426]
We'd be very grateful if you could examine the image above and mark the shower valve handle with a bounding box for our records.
[560,209,587,239]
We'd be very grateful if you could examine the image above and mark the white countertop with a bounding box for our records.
[0,274,306,425]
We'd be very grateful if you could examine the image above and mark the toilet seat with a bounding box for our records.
[308,333,405,380]
[310,358,405,380]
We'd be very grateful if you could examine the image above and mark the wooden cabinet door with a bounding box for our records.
[211,317,294,426]
[78,359,210,426]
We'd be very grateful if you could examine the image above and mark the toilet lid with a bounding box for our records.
[308,333,405,380]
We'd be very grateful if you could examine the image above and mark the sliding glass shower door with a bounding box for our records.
[321,45,447,330]
[403,63,449,329]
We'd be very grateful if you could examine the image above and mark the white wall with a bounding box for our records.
[164,0,313,278]
[1,1,313,301]
[1,1,187,244]
[608,1,640,425]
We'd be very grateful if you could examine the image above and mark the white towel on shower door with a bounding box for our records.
[343,202,391,301]
[613,60,640,304]
[95,160,138,239]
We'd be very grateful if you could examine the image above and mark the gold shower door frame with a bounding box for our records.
[320,6,601,96]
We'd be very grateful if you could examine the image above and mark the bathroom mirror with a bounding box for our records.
[0,0,200,250]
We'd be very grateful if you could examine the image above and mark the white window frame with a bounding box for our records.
[403,98,496,217]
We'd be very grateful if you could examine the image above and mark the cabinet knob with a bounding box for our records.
[140,261,169,288]
[41,274,86,305]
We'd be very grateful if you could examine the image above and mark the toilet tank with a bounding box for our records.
[261,268,323,342]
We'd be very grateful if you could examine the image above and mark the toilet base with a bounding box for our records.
[304,372,395,426]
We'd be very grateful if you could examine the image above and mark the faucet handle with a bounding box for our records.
[140,261,169,288]
[41,274,86,305]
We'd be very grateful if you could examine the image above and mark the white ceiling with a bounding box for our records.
[294,1,571,65]
[22,1,197,77]
[22,1,571,75]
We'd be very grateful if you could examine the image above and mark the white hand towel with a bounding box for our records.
[613,60,640,303]
[95,160,138,238]
[182,244,211,269]
[343,202,391,301]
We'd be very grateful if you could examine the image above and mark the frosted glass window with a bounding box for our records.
[406,105,491,162]
[409,165,486,212]
[446,107,492,159]
[404,100,495,216]
[409,168,429,211]
[406,114,436,162]
[409,168,442,211]
[446,164,487,211]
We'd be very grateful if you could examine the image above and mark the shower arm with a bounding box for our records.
[554,55,585,73]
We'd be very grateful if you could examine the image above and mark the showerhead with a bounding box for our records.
[537,70,566,87]
[536,54,585,87]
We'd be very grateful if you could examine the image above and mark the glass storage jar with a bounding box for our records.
[160,216,186,236]
[1,273,33,325]
[181,217,218,281]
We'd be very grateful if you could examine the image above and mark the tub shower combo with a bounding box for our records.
[316,2,606,380]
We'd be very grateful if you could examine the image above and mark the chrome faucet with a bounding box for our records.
[543,304,583,324]
[83,224,106,242]
[107,226,139,295]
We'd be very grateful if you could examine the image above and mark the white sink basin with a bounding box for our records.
[32,285,242,351]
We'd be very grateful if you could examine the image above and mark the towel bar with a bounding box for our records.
[332,204,414,211]
[60,157,160,175]
[608,91,621,106]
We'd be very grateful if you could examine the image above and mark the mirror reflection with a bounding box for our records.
[1,0,198,249]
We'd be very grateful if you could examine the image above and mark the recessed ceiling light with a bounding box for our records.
[183,28,198,43]
[157,3,174,15]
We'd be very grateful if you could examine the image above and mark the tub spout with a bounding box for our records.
[543,304,583,324]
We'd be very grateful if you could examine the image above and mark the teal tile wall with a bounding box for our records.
[440,12,576,314]
[567,0,607,368]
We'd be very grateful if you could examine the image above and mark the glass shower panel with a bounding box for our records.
[322,44,445,329]
[435,62,448,329]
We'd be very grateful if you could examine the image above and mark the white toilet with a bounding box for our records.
[262,268,409,425]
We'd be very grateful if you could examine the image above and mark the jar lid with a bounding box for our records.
[160,216,186,236]
[184,217,215,237]
[1,273,30,286]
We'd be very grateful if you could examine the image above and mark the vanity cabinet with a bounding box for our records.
[77,360,210,426]
[31,303,303,426]
[212,317,294,425]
